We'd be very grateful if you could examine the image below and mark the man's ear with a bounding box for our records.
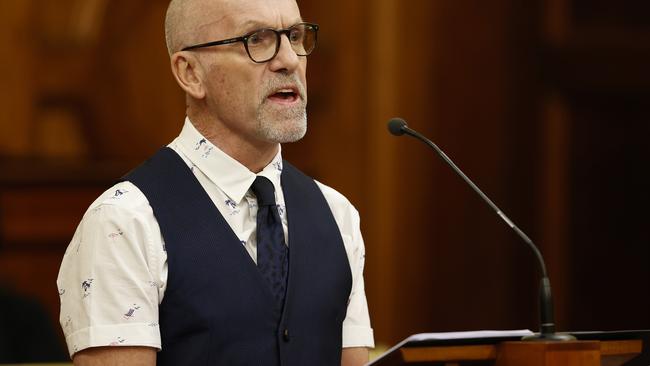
[170,52,206,99]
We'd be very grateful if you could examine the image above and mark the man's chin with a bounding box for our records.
[257,107,307,143]
[280,126,307,143]
[257,118,307,144]
[266,124,307,144]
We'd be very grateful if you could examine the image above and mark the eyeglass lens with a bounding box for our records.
[246,24,317,62]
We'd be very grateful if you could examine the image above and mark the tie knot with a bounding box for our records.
[251,176,276,206]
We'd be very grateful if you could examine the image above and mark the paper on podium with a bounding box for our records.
[368,329,534,365]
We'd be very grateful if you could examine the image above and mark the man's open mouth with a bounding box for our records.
[267,88,300,104]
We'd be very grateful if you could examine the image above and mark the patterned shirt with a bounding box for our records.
[56,118,374,357]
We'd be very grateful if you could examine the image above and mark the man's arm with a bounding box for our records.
[341,347,369,366]
[57,185,165,360]
[73,346,156,366]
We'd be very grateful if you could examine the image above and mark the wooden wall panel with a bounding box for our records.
[409,0,537,336]
[540,0,650,333]
[566,92,650,330]
[0,1,34,156]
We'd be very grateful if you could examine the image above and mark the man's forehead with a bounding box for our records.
[196,0,302,35]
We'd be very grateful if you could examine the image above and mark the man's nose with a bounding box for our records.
[268,34,301,72]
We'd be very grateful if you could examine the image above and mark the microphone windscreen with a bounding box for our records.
[387,118,407,136]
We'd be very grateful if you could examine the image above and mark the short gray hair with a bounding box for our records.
[164,0,187,56]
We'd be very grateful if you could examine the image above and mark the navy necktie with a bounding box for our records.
[251,176,288,309]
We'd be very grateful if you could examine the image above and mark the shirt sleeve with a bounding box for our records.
[56,183,163,357]
[316,182,375,349]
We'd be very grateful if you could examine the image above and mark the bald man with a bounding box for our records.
[56,0,374,365]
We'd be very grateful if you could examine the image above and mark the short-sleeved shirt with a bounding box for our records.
[57,118,374,357]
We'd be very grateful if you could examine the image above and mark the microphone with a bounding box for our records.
[387,117,574,341]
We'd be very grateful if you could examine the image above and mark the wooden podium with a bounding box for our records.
[370,331,648,366]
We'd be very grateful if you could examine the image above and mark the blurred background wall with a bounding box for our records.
[0,0,648,360]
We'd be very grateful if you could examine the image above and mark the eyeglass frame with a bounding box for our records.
[180,22,319,64]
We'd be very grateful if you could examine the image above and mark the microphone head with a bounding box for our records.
[388,118,408,136]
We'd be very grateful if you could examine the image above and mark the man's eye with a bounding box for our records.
[289,29,304,43]
[249,34,262,45]
[248,30,275,46]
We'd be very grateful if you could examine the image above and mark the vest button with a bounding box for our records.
[283,328,290,342]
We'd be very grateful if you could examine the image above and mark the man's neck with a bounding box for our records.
[188,115,279,174]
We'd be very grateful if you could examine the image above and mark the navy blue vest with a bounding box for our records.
[124,148,352,366]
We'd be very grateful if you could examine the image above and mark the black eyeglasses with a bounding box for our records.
[181,22,319,63]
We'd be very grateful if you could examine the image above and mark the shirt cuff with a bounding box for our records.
[65,323,161,358]
[342,325,375,348]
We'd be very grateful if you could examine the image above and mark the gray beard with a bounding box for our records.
[255,73,308,143]
[255,101,308,143]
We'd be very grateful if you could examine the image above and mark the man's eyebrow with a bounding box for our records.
[235,20,267,34]
[235,18,305,34]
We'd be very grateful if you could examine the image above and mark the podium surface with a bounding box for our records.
[370,330,648,366]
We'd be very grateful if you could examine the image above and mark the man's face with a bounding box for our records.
[194,0,308,146]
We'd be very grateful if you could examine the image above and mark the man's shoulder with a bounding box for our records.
[281,160,358,217]
[85,181,152,216]
[314,180,361,232]
[314,180,354,211]
[87,147,187,213]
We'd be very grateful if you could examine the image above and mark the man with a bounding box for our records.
[56,0,374,365]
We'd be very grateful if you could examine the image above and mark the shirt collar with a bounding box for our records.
[176,117,284,204]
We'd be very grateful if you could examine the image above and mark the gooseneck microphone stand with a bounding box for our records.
[388,118,575,341]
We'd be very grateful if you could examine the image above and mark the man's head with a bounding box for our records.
[165,0,309,153]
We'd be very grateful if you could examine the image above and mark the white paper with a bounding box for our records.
[406,329,534,341]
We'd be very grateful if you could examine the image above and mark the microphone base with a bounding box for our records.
[522,332,576,342]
